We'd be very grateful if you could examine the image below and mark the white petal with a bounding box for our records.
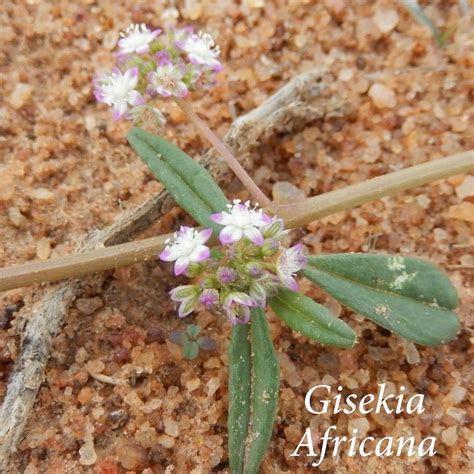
[220,225,242,245]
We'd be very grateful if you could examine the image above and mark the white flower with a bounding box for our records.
[276,244,307,291]
[177,32,223,71]
[160,226,213,275]
[223,292,254,325]
[147,57,188,97]
[118,23,161,55]
[93,67,144,120]
[210,200,272,246]
[169,285,200,318]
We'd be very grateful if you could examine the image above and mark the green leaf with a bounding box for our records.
[168,330,187,346]
[228,324,251,474]
[227,310,280,474]
[186,324,201,339]
[245,308,279,474]
[182,341,199,360]
[303,253,460,346]
[127,128,228,231]
[197,336,217,351]
[269,288,356,348]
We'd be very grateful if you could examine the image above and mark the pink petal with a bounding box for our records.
[174,257,189,275]
[286,276,299,291]
[126,67,139,79]
[176,82,189,97]
[189,245,210,262]
[220,226,242,245]
[259,213,273,225]
[159,248,173,261]
[244,227,264,246]
[129,90,145,106]
[197,228,213,244]
[136,44,151,54]
[210,212,226,224]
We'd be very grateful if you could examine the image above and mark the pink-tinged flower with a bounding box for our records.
[223,292,254,325]
[199,289,219,308]
[275,244,307,291]
[177,32,223,72]
[170,285,200,317]
[147,59,188,98]
[93,67,144,120]
[118,23,161,55]
[160,226,213,275]
[210,200,272,246]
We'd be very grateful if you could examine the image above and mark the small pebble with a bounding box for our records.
[368,83,397,109]
[186,377,201,392]
[79,440,97,466]
[448,202,474,223]
[348,418,370,438]
[28,187,55,201]
[441,426,458,446]
[164,418,179,438]
[8,207,28,228]
[455,176,474,200]
[373,8,399,33]
[9,83,33,109]
[117,441,149,470]
[158,434,175,449]
[272,181,306,204]
[36,237,51,260]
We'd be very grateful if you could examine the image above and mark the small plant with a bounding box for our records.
[168,324,217,360]
[94,23,462,474]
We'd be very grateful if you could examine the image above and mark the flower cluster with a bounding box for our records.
[160,200,307,325]
[94,24,223,125]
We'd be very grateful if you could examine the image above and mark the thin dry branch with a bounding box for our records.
[0,68,344,470]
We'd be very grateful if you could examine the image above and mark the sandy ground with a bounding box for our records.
[0,1,473,473]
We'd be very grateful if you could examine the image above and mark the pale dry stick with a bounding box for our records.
[276,150,474,227]
[0,67,341,471]
[0,150,473,293]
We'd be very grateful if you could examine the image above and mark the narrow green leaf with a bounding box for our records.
[127,128,228,231]
[269,288,356,348]
[400,0,444,47]
[303,253,460,346]
[245,308,279,474]
[228,324,251,474]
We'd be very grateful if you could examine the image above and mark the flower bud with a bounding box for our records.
[199,289,219,308]
[245,262,264,278]
[216,267,238,284]
[262,218,285,238]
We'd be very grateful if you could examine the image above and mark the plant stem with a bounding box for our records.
[175,98,271,206]
[0,234,171,292]
[0,150,472,292]
[274,150,474,228]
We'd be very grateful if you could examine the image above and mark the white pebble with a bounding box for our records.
[368,83,397,109]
